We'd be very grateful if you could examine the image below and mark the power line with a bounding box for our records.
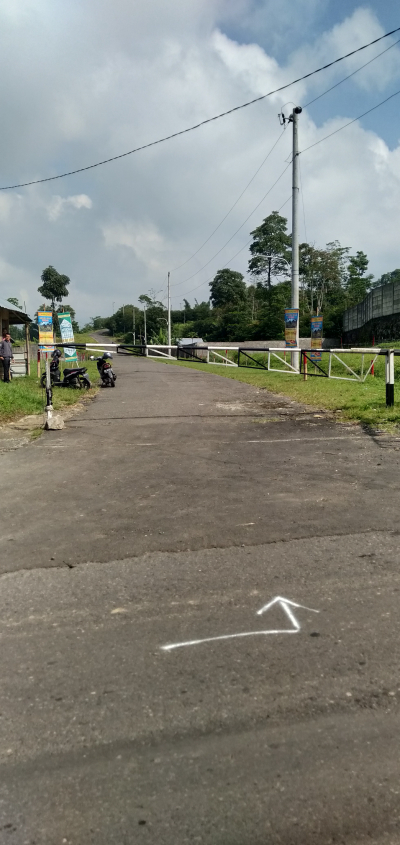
[171,86,400,301]
[170,128,286,272]
[169,162,292,288]
[298,158,308,244]
[175,89,400,299]
[1,26,400,192]
[172,193,293,301]
[304,37,400,108]
[301,86,400,154]
[170,39,400,277]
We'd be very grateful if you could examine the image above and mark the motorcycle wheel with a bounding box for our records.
[111,379,116,387]
[41,373,57,388]
[80,376,91,389]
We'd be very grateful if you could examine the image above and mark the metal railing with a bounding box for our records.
[53,342,399,407]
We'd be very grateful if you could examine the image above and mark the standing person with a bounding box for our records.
[0,332,14,382]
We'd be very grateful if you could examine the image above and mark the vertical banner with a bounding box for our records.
[38,311,54,352]
[284,309,299,348]
[58,313,77,363]
[310,315,323,361]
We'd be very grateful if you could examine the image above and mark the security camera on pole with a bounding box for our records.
[290,106,302,371]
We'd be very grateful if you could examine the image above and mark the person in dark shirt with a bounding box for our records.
[0,333,14,382]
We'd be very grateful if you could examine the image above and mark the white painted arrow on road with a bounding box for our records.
[161,596,319,651]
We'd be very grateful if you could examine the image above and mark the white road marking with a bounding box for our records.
[257,596,319,629]
[245,436,363,444]
[162,629,297,651]
[161,596,319,651]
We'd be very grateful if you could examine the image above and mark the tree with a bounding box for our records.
[346,251,373,306]
[38,266,70,310]
[7,297,22,309]
[251,281,291,340]
[372,268,400,289]
[209,269,246,308]
[248,211,291,288]
[299,241,348,316]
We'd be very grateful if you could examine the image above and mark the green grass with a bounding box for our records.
[155,352,400,430]
[0,360,99,423]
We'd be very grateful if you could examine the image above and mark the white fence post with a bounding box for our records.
[386,350,394,407]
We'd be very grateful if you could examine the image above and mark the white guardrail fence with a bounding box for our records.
[54,343,400,408]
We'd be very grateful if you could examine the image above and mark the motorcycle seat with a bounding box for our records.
[63,367,85,375]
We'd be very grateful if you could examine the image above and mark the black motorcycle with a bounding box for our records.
[90,352,117,387]
[41,349,91,389]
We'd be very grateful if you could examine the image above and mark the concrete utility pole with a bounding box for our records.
[290,106,302,371]
[167,271,171,350]
[143,304,147,346]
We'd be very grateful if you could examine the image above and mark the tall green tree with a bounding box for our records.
[372,268,400,288]
[346,251,373,306]
[209,269,247,308]
[38,266,70,310]
[251,281,291,339]
[7,297,22,309]
[248,211,291,288]
[299,241,348,316]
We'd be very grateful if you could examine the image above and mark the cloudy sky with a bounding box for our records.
[1,0,400,324]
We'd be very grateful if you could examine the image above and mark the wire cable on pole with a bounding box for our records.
[169,161,292,289]
[170,128,286,272]
[298,158,308,244]
[174,88,400,299]
[1,26,399,192]
[301,86,400,154]
[303,37,400,108]
[172,192,294,301]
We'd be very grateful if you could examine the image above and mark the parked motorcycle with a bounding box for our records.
[41,349,91,389]
[90,352,117,387]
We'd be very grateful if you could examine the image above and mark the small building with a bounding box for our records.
[0,297,32,377]
[176,337,204,346]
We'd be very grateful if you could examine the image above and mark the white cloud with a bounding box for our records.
[47,194,93,222]
[0,1,399,323]
[102,221,168,274]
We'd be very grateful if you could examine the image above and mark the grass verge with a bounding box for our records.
[156,357,400,430]
[0,360,99,424]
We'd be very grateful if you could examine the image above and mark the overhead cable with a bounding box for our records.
[175,88,400,299]
[301,86,400,154]
[1,26,400,191]
[172,193,293,301]
[171,85,400,301]
[169,162,292,288]
[304,36,400,108]
[170,39,399,276]
[170,128,286,272]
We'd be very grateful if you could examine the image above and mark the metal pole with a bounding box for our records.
[133,305,136,346]
[144,305,147,346]
[25,322,30,376]
[167,271,171,351]
[291,106,302,372]
[45,352,53,423]
[386,350,394,407]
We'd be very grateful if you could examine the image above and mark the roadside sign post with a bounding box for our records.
[45,352,54,423]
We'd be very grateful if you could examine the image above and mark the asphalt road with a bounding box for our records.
[1,355,400,844]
